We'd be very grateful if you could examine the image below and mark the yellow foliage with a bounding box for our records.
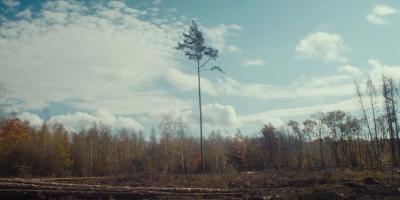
[0,118,30,153]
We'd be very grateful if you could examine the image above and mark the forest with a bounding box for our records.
[1,76,400,177]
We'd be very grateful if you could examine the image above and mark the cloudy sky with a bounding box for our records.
[1,0,400,136]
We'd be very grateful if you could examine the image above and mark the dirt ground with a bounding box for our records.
[1,170,400,199]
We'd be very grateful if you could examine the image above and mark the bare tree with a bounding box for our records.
[311,112,326,169]
[323,110,346,168]
[176,117,189,174]
[366,78,381,167]
[303,119,318,167]
[288,120,303,168]
[176,20,223,173]
[382,76,399,166]
[355,80,378,168]
[389,78,400,160]
[342,114,362,168]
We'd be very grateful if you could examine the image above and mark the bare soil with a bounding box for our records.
[1,170,400,199]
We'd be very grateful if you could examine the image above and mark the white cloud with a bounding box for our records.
[1,0,19,9]
[240,114,285,129]
[338,65,363,77]
[238,59,400,130]
[42,1,86,13]
[202,103,239,128]
[145,102,240,133]
[148,7,160,13]
[16,110,144,132]
[167,8,178,13]
[48,110,144,132]
[227,46,241,52]
[368,59,400,82]
[203,24,242,53]
[67,91,191,115]
[295,32,347,63]
[153,0,162,5]
[182,103,239,128]
[1,1,244,117]
[42,10,67,23]
[107,1,126,9]
[239,59,400,129]
[17,112,44,127]
[0,0,192,115]
[166,68,355,100]
[244,59,266,66]
[367,4,396,25]
[16,9,32,19]
[165,68,218,95]
[241,98,359,123]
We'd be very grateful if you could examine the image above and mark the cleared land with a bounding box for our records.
[1,170,400,199]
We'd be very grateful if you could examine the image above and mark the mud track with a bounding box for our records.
[0,178,265,199]
[1,172,400,199]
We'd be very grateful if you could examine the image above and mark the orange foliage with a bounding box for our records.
[0,118,30,151]
[232,134,246,165]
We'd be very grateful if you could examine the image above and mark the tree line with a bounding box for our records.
[0,75,400,177]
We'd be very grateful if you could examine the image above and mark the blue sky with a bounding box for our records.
[1,0,400,136]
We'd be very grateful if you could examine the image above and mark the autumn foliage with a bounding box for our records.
[0,76,400,177]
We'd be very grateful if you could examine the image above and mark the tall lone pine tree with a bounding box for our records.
[176,20,223,173]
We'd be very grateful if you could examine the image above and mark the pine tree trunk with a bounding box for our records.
[197,59,205,174]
